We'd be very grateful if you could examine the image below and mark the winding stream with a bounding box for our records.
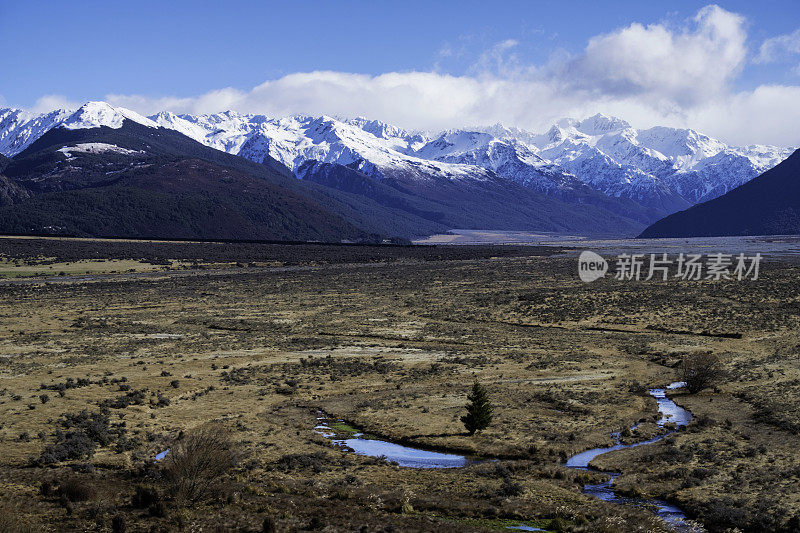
[566,382,700,532]
[314,382,700,531]
[314,417,477,468]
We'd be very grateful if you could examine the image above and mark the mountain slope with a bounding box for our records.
[151,112,503,186]
[0,124,364,240]
[4,103,646,239]
[0,103,453,240]
[410,129,665,224]
[0,108,72,157]
[639,149,800,238]
[149,110,791,219]
[297,160,453,225]
[299,159,647,235]
[0,161,363,241]
[150,110,649,235]
[1,105,791,216]
[412,130,581,194]
[149,112,662,224]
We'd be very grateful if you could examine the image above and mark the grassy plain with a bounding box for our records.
[0,237,798,532]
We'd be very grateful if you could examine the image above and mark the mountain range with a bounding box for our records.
[145,110,792,216]
[0,101,794,241]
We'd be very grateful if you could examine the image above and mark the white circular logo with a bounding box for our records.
[578,251,608,282]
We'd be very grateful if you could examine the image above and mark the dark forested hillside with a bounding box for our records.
[0,119,649,240]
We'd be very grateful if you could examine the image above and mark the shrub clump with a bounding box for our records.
[681,353,724,394]
[57,476,97,502]
[37,409,123,464]
[163,424,240,503]
[101,389,147,409]
[274,451,330,473]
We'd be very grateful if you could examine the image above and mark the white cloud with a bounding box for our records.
[468,39,521,76]
[563,5,747,105]
[690,85,800,146]
[437,43,454,59]
[756,28,800,64]
[30,94,80,114]
[25,5,800,147]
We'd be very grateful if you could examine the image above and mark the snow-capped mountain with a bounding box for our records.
[147,109,791,212]
[149,111,571,192]
[0,102,156,157]
[61,101,157,130]
[640,149,800,238]
[0,101,792,219]
[0,108,72,156]
[0,101,650,239]
[150,112,496,185]
[493,114,793,205]
[410,130,584,195]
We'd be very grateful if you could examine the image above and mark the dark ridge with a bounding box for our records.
[639,149,800,238]
[0,122,445,240]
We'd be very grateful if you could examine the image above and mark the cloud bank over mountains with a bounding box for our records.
[21,5,800,146]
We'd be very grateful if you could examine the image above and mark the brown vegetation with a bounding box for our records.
[681,352,724,393]
[0,238,797,531]
[163,424,241,503]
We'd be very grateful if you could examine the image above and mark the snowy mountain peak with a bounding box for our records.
[635,126,723,159]
[149,110,180,123]
[574,114,632,135]
[479,123,539,146]
[544,124,568,144]
[139,107,795,208]
[346,117,411,141]
[428,129,495,150]
[0,107,73,156]
[61,101,158,130]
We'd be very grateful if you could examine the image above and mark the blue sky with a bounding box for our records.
[2,1,800,144]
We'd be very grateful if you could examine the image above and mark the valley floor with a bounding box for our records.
[0,238,798,532]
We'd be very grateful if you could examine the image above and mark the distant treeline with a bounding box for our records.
[0,236,559,265]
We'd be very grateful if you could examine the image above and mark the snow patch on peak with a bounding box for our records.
[479,124,539,145]
[57,143,145,158]
[149,110,181,123]
[414,130,496,160]
[61,101,157,130]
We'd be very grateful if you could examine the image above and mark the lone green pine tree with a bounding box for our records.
[461,381,493,435]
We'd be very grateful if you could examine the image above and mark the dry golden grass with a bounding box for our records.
[0,242,798,531]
